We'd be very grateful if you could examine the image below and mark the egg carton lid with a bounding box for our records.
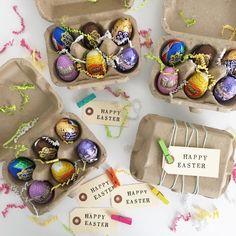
[0,59,63,159]
[36,0,134,23]
[163,0,236,46]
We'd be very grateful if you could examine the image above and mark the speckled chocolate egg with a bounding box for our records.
[51,27,74,51]
[55,118,81,144]
[86,50,107,76]
[28,181,54,204]
[115,47,139,73]
[161,39,186,66]
[156,67,179,95]
[112,18,133,45]
[213,75,236,103]
[184,72,209,99]
[51,160,75,183]
[32,136,60,161]
[77,139,99,164]
[192,44,217,66]
[81,22,103,49]
[8,157,35,181]
[56,55,79,82]
[222,49,236,75]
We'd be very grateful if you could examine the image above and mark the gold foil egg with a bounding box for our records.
[51,160,75,183]
[55,118,81,144]
[184,72,209,99]
[86,50,107,76]
[112,18,133,45]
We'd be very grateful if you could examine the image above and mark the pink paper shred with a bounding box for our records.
[169,212,192,232]
[0,39,14,54]
[0,183,11,194]
[20,39,42,61]
[104,86,130,99]
[12,5,25,35]
[139,29,153,49]
[232,164,236,183]
[2,203,27,218]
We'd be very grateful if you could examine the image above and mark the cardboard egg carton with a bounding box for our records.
[150,0,236,112]
[36,0,141,90]
[0,59,106,215]
[130,114,235,198]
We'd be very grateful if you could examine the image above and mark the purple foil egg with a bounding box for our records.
[213,75,236,103]
[56,55,79,82]
[77,139,99,164]
[156,67,179,95]
[28,181,54,204]
[115,47,139,73]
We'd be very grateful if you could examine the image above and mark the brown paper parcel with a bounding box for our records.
[130,114,235,198]
[150,0,236,112]
[36,0,141,90]
[0,59,106,215]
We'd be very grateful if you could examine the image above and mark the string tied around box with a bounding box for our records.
[159,121,208,195]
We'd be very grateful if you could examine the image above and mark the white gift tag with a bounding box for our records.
[163,146,220,178]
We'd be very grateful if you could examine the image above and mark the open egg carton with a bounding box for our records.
[150,0,236,112]
[0,59,106,215]
[36,0,141,90]
[130,114,236,198]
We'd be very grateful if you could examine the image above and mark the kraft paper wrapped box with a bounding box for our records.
[36,0,141,90]
[150,0,236,112]
[130,114,236,198]
[0,59,106,215]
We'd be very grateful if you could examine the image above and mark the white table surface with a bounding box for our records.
[1,0,236,235]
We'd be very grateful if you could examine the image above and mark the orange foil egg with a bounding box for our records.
[86,50,107,76]
[184,72,209,99]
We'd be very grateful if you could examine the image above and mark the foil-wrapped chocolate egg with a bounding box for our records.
[55,118,81,144]
[51,160,75,183]
[81,22,103,49]
[115,47,139,73]
[51,27,74,51]
[156,67,179,95]
[184,72,209,99]
[32,136,60,161]
[161,39,186,66]
[222,49,236,75]
[86,50,107,76]
[77,139,99,164]
[192,44,216,67]
[8,157,35,181]
[28,181,54,204]
[56,55,79,82]
[213,75,236,103]
[112,18,133,45]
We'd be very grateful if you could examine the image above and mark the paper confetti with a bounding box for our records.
[232,163,236,183]
[30,215,59,227]
[104,86,130,99]
[0,183,11,194]
[139,29,153,49]
[12,5,26,35]
[169,212,192,232]
[0,39,14,54]
[20,39,41,60]
[2,203,27,218]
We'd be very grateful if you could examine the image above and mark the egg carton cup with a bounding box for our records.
[36,0,141,90]
[0,59,106,215]
[150,0,236,112]
[130,114,236,198]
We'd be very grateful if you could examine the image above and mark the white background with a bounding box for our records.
[0,0,236,235]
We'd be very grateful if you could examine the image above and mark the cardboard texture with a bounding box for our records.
[150,0,236,112]
[0,59,106,215]
[130,114,235,198]
[36,0,141,90]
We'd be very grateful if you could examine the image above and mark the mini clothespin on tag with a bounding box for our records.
[158,139,174,164]
[103,163,121,188]
[149,185,169,205]
[111,214,132,225]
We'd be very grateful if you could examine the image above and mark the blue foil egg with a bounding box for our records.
[8,157,35,181]
[213,75,236,103]
[160,39,186,66]
[51,27,74,51]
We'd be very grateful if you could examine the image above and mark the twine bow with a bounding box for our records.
[222,24,236,41]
